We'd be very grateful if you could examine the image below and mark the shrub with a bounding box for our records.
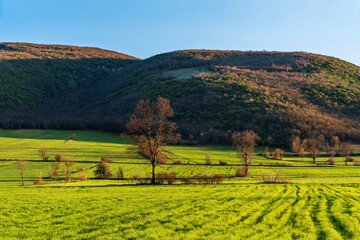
[203,173,213,184]
[116,167,124,179]
[205,154,212,165]
[55,154,63,162]
[261,170,288,183]
[101,154,112,163]
[156,172,177,184]
[354,160,360,166]
[64,161,75,182]
[214,174,225,184]
[272,148,284,160]
[155,172,166,184]
[165,172,177,184]
[49,162,60,177]
[94,161,112,179]
[327,157,336,165]
[173,159,182,165]
[264,147,270,158]
[219,160,228,166]
[129,171,145,184]
[39,148,49,161]
[77,170,87,181]
[236,166,247,177]
[34,172,44,185]
[345,156,354,165]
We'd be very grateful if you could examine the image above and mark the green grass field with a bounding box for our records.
[1,130,360,239]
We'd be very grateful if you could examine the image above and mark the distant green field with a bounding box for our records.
[1,130,360,239]
[0,129,359,184]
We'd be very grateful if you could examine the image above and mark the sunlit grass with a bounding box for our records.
[1,130,360,239]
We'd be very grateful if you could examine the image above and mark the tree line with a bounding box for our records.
[16,96,358,186]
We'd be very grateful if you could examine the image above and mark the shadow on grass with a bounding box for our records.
[0,130,126,144]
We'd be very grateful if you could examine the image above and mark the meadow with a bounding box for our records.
[1,130,360,239]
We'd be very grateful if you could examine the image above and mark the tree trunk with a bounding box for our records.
[151,162,156,184]
[312,156,316,164]
[20,171,24,186]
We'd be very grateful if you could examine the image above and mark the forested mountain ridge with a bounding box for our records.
[1,43,360,145]
[0,42,139,110]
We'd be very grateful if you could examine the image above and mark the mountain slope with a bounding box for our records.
[0,42,139,111]
[105,50,360,145]
[1,44,360,145]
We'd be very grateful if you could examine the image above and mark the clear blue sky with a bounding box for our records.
[0,0,360,65]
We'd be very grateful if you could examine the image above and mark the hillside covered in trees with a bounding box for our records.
[1,43,360,145]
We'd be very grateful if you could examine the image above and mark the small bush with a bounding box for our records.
[116,167,124,179]
[156,172,177,184]
[49,162,60,177]
[272,148,284,160]
[261,170,288,183]
[173,159,182,165]
[39,148,49,161]
[165,172,177,184]
[64,161,75,182]
[354,160,360,166]
[155,172,166,184]
[203,173,213,184]
[345,156,354,165]
[205,154,212,165]
[264,147,270,158]
[327,157,336,165]
[129,171,145,184]
[94,161,112,179]
[55,154,63,162]
[214,174,225,184]
[236,166,247,177]
[101,154,112,163]
[219,160,228,166]
[34,172,44,185]
[78,170,87,181]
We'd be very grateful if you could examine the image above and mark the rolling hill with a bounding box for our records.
[1,43,360,145]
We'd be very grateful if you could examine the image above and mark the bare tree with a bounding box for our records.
[290,135,301,154]
[331,136,341,154]
[339,142,352,157]
[306,135,325,164]
[18,160,27,186]
[125,97,180,184]
[232,130,259,177]
[49,162,60,177]
[39,148,49,161]
[64,161,75,182]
